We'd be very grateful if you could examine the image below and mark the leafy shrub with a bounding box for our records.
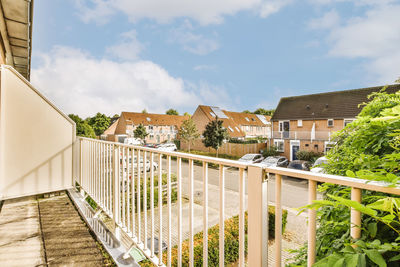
[295,150,323,162]
[140,206,287,266]
[228,138,259,144]
[262,145,280,157]
[290,89,400,265]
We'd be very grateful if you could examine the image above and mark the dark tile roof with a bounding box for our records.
[271,84,400,121]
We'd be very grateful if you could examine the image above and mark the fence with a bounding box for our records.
[180,139,267,157]
[74,137,400,267]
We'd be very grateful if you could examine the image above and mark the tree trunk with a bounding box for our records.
[188,142,191,153]
[216,148,219,158]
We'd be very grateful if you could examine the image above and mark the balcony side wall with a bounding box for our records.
[0,66,75,200]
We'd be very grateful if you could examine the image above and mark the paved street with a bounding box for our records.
[161,157,314,209]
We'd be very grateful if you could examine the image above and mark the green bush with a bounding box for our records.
[140,206,287,266]
[295,150,323,162]
[262,145,280,157]
[228,138,258,144]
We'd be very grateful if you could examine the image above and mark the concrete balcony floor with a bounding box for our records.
[0,193,112,267]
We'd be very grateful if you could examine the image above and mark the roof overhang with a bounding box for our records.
[0,0,33,80]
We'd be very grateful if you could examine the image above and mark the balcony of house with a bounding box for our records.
[2,135,400,266]
[272,131,334,141]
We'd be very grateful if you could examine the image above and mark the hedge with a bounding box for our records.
[140,206,287,266]
[295,150,323,162]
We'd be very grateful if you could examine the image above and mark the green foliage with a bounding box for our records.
[242,110,251,113]
[140,206,287,266]
[165,108,179,115]
[88,112,111,136]
[290,89,400,265]
[179,118,200,152]
[254,108,275,116]
[110,114,119,124]
[295,150,323,162]
[69,114,96,138]
[228,138,258,144]
[134,124,148,142]
[202,117,229,157]
[183,112,191,117]
[262,145,280,157]
[141,109,147,113]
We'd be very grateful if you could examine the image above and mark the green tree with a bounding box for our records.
[183,112,191,117]
[166,109,179,115]
[87,112,111,136]
[134,124,148,143]
[242,110,251,114]
[179,118,200,152]
[291,88,400,265]
[202,117,229,157]
[68,114,96,138]
[142,109,148,114]
[254,108,275,116]
[110,114,119,124]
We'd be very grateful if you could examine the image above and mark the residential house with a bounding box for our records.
[191,105,271,139]
[271,84,400,161]
[101,112,189,143]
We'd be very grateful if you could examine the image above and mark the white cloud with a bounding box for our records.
[308,9,340,30]
[324,5,400,83]
[308,0,396,6]
[31,46,232,117]
[74,0,291,25]
[260,0,293,18]
[106,30,144,61]
[169,21,219,55]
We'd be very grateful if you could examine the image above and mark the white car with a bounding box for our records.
[238,154,264,164]
[121,155,158,172]
[156,143,177,152]
[311,156,328,173]
[124,138,142,146]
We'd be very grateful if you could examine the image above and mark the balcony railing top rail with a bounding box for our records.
[74,137,400,267]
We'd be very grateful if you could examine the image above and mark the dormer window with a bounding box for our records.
[146,117,151,122]
[210,112,216,117]
[327,119,334,127]
[245,117,250,122]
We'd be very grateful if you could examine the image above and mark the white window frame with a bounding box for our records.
[279,120,289,132]
[324,141,335,153]
[297,120,303,127]
[343,118,354,127]
[327,119,334,127]
[274,139,284,152]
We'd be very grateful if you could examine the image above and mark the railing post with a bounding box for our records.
[307,180,317,266]
[248,166,268,267]
[79,138,84,197]
[351,188,362,239]
[113,144,121,240]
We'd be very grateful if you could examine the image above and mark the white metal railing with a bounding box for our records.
[73,137,400,267]
[272,131,332,141]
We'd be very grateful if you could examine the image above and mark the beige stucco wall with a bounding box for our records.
[0,66,75,199]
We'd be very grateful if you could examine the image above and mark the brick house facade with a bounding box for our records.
[191,105,271,139]
[101,112,188,144]
[271,84,400,161]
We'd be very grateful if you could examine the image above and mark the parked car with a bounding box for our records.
[287,160,311,171]
[156,143,177,152]
[259,156,289,168]
[310,156,328,174]
[144,143,158,148]
[121,155,158,172]
[238,153,264,164]
[124,137,142,145]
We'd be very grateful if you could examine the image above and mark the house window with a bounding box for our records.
[274,140,284,152]
[150,134,154,139]
[148,125,153,131]
[344,119,354,127]
[170,126,174,132]
[327,119,334,127]
[325,141,335,153]
[297,120,303,127]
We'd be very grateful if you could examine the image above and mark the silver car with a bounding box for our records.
[238,154,264,164]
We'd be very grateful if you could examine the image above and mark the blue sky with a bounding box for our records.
[31,0,400,117]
